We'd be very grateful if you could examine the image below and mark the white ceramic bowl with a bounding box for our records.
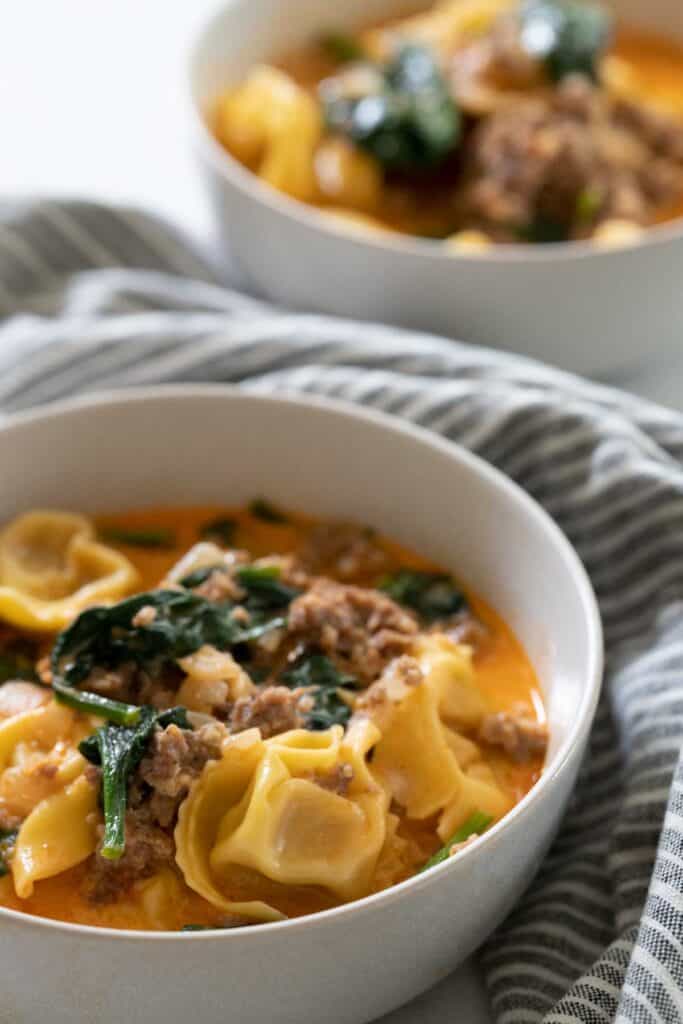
[0,387,602,1024]
[188,0,683,377]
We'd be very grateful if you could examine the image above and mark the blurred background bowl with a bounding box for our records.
[188,0,683,377]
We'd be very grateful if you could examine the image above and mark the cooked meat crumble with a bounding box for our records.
[80,661,184,712]
[459,75,683,240]
[84,804,176,904]
[194,568,245,603]
[82,722,227,902]
[308,763,355,796]
[478,707,549,761]
[139,722,227,800]
[288,579,418,681]
[230,686,313,739]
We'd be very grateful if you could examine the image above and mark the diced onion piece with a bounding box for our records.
[592,219,644,248]
[445,229,493,253]
[315,137,383,213]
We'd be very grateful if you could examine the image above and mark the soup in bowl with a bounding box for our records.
[0,388,601,1023]
[210,0,683,248]
[189,0,683,374]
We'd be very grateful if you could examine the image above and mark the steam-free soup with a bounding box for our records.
[0,503,545,930]
[211,0,683,247]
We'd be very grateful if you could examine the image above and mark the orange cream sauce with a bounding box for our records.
[279,22,683,100]
[611,28,683,226]
[613,28,683,120]
[1,505,544,930]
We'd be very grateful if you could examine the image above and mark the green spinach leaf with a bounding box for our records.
[282,653,357,730]
[51,589,287,722]
[322,44,461,171]
[236,565,300,610]
[519,0,612,82]
[179,566,222,589]
[248,499,289,524]
[182,563,299,611]
[98,526,176,548]
[379,569,465,621]
[419,811,493,872]
[79,706,190,860]
[198,517,237,546]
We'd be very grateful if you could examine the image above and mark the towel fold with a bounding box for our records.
[1,199,682,1024]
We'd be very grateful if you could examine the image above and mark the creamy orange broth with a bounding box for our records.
[612,28,683,226]
[0,505,544,930]
[614,28,683,119]
[279,23,683,102]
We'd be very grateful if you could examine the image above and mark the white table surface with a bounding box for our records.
[0,3,680,1022]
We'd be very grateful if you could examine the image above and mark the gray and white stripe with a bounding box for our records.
[2,199,683,1023]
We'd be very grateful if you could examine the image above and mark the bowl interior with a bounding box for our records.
[0,387,602,773]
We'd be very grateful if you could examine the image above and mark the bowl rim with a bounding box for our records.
[186,0,683,266]
[0,384,604,942]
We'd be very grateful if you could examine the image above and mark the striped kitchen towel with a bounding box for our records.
[1,199,682,1024]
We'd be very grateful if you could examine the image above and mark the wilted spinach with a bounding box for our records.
[236,565,300,610]
[198,516,236,546]
[179,566,220,589]
[182,563,300,612]
[98,526,176,548]
[181,565,299,610]
[51,588,286,723]
[379,569,465,622]
[519,0,612,82]
[321,44,461,171]
[248,499,289,524]
[282,653,357,730]
[79,706,190,860]
[419,811,493,872]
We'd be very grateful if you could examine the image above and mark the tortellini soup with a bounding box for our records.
[0,502,546,930]
[211,0,683,247]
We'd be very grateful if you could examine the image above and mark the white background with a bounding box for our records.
[0,1,211,228]
[0,3,681,1020]
[2,0,682,411]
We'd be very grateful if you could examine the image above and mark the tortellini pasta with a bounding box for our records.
[177,645,255,712]
[0,701,96,897]
[361,636,510,834]
[361,0,513,60]
[176,719,388,922]
[0,502,547,931]
[214,66,322,202]
[0,510,139,631]
[12,775,98,898]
